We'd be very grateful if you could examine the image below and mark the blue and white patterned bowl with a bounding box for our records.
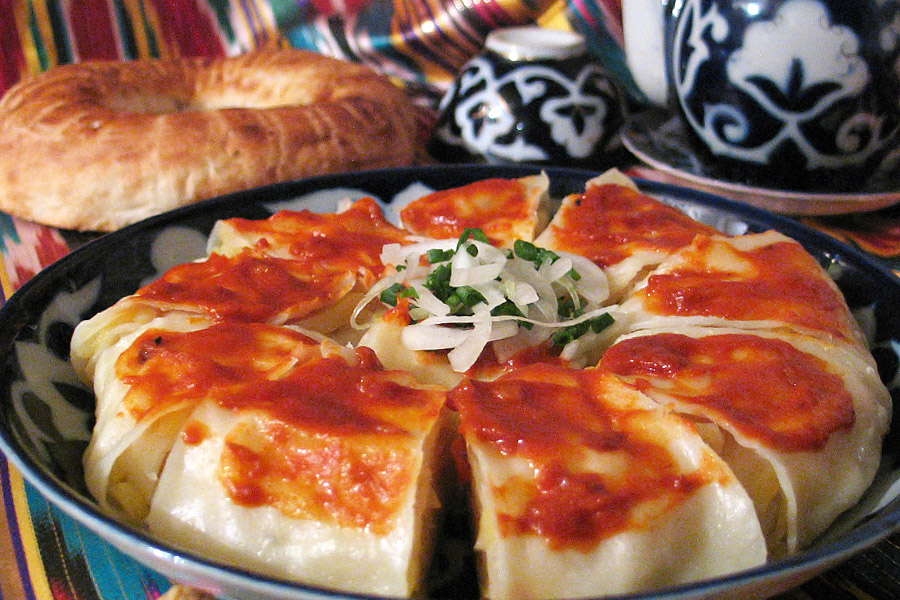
[668,0,900,192]
[429,27,627,169]
[0,165,899,600]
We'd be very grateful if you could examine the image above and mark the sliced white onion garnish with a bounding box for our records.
[474,280,506,309]
[447,313,491,372]
[402,321,470,350]
[488,319,520,342]
[381,239,455,267]
[353,232,618,372]
[379,243,407,267]
[350,268,405,328]
[548,256,573,282]
[508,281,538,306]
[450,262,505,287]
[413,285,451,316]
[567,253,609,304]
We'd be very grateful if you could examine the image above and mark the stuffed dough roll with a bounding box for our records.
[599,326,891,555]
[449,363,767,599]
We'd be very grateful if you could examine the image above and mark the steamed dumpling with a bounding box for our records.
[399,173,551,247]
[619,231,869,354]
[599,326,890,555]
[89,320,452,597]
[535,169,718,300]
[450,363,767,599]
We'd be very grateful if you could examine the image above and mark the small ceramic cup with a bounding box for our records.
[667,0,900,191]
[428,26,626,168]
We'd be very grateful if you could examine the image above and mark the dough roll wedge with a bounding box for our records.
[449,363,768,599]
[599,326,891,556]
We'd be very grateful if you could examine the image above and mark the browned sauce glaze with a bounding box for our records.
[450,364,713,551]
[116,321,446,531]
[223,197,412,283]
[546,184,717,268]
[637,235,856,342]
[600,332,855,452]
[135,250,352,323]
[400,178,534,244]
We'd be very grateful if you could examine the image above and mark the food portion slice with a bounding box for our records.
[208,196,413,287]
[81,319,353,522]
[449,363,767,600]
[619,231,869,353]
[88,320,450,597]
[79,310,216,522]
[599,327,891,555]
[207,197,418,336]
[72,197,411,371]
[534,169,718,300]
[398,174,551,247]
[133,250,358,326]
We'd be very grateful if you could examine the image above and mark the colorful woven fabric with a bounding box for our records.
[0,0,636,104]
[0,0,238,93]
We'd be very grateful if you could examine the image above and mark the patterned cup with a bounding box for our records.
[428,26,626,168]
[668,0,900,192]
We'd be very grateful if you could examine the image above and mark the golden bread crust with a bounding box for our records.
[0,49,419,231]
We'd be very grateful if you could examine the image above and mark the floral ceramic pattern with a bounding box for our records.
[671,0,900,175]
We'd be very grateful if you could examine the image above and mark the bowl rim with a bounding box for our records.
[0,163,898,600]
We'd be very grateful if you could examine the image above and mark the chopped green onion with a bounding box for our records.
[552,314,615,346]
[590,313,615,333]
[513,239,539,261]
[425,264,452,298]
[427,248,454,264]
[491,301,533,329]
[558,296,578,318]
[458,227,490,248]
[514,239,561,267]
[456,286,485,307]
[380,283,406,306]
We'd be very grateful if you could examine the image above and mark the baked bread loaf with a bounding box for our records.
[0,49,420,231]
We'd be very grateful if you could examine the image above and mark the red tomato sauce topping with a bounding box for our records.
[134,250,353,323]
[449,364,711,550]
[400,178,534,245]
[599,332,855,452]
[115,321,445,531]
[221,197,412,282]
[639,235,856,342]
[546,184,717,267]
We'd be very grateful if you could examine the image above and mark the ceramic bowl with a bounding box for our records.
[668,0,900,192]
[428,27,627,169]
[1,165,900,600]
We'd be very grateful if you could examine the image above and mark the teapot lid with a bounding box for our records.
[485,26,587,61]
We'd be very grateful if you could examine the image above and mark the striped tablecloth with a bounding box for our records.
[2,2,900,599]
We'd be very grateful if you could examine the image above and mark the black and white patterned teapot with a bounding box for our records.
[666,0,900,191]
